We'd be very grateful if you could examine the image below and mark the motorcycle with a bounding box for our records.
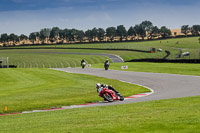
[99,87,124,102]
[81,62,86,69]
[104,62,109,70]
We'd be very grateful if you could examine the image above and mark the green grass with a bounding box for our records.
[0,68,149,114]
[1,96,200,132]
[0,49,109,68]
[0,37,200,132]
[2,37,200,62]
[92,62,200,76]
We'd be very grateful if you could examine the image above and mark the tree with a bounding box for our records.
[116,25,127,41]
[49,27,60,42]
[19,34,28,45]
[181,25,190,36]
[191,25,200,36]
[39,28,51,44]
[29,32,37,44]
[63,28,70,42]
[141,20,153,39]
[9,33,19,46]
[160,26,171,38]
[106,27,116,42]
[76,30,85,43]
[85,29,93,42]
[134,24,146,40]
[97,28,105,42]
[91,27,98,42]
[0,33,9,46]
[128,26,136,40]
[19,34,28,40]
[58,29,65,43]
[68,29,78,42]
[149,26,160,39]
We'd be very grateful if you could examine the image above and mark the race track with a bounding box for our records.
[53,68,200,107]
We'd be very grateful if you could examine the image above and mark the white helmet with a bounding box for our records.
[96,83,101,88]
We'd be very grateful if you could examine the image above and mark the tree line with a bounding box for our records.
[181,25,200,36]
[0,20,199,46]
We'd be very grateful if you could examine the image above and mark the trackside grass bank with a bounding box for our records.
[0,49,108,68]
[0,68,148,114]
[0,96,200,132]
[92,62,200,76]
[3,36,200,60]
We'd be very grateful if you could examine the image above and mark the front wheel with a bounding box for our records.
[104,66,109,70]
[103,93,113,102]
[117,93,124,101]
[119,96,124,101]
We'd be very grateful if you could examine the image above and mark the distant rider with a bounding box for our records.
[104,59,110,70]
[81,59,86,68]
[81,59,85,64]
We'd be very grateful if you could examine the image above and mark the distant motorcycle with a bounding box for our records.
[81,62,86,69]
[99,87,124,102]
[104,62,109,70]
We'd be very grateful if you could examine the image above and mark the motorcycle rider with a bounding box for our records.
[96,83,120,96]
[96,83,102,96]
[81,59,86,68]
[104,59,110,70]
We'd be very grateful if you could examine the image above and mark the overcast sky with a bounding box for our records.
[0,0,200,35]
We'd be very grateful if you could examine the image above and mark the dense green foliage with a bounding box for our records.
[1,21,199,46]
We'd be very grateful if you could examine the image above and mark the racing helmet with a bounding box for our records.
[96,83,101,88]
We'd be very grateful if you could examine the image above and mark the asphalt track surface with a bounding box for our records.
[53,68,200,108]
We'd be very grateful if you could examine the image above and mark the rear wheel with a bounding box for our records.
[103,93,113,102]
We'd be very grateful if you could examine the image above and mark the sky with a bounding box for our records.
[0,0,200,35]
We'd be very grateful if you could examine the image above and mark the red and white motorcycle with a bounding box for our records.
[99,87,124,102]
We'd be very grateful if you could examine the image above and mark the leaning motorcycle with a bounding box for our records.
[100,87,124,102]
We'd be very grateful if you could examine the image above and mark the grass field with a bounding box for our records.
[0,49,165,67]
[0,68,149,114]
[0,49,109,68]
[1,37,200,64]
[1,37,200,132]
[92,62,200,76]
[1,96,200,132]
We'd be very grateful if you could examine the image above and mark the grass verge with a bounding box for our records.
[92,62,200,76]
[0,68,149,114]
[0,96,200,132]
